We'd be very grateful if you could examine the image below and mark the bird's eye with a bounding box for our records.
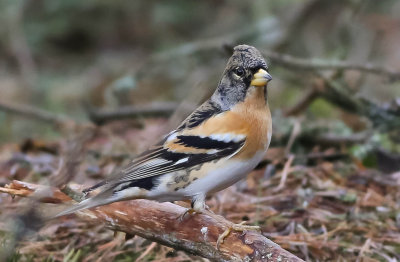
[233,67,245,78]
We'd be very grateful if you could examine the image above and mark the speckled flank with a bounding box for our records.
[159,168,200,193]
[169,170,191,191]
[182,151,267,195]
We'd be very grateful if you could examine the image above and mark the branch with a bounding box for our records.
[0,99,98,186]
[318,74,400,130]
[87,102,193,125]
[282,72,400,132]
[0,100,73,127]
[50,125,97,187]
[284,79,323,116]
[6,0,37,89]
[304,131,370,147]
[0,180,304,262]
[262,50,400,82]
[0,99,182,127]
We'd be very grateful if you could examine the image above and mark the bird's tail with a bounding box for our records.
[53,188,116,218]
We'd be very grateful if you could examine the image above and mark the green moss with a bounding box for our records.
[309,98,338,118]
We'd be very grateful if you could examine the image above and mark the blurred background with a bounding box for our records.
[0,0,400,261]
[1,0,399,142]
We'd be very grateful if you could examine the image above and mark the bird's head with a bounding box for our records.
[212,45,272,110]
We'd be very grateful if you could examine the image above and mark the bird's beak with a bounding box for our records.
[250,68,272,87]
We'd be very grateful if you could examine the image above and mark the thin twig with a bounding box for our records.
[356,238,372,262]
[136,242,157,262]
[262,50,400,82]
[6,0,37,89]
[87,102,186,125]
[51,124,97,188]
[0,100,72,127]
[285,120,302,156]
[284,79,324,116]
[274,155,295,192]
[317,73,400,130]
[314,132,370,146]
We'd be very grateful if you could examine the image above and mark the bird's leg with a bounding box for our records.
[216,221,260,249]
[202,209,260,249]
[183,198,260,249]
[177,200,197,221]
[177,195,259,248]
[202,206,225,221]
[178,194,205,221]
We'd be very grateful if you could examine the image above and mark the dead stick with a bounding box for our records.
[284,79,324,116]
[1,180,304,262]
[0,100,72,126]
[87,102,183,125]
[262,50,400,81]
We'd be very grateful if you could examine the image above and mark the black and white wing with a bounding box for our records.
[55,101,246,217]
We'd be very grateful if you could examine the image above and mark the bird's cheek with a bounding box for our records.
[243,76,251,88]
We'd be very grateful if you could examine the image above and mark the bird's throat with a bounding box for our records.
[245,86,268,108]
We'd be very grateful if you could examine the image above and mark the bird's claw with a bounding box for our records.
[231,221,260,232]
[216,221,260,249]
[177,208,197,221]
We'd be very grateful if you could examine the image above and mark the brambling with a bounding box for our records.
[56,44,272,245]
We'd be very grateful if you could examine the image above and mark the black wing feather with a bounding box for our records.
[83,102,243,194]
[85,136,244,194]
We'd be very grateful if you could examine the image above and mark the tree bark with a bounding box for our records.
[1,180,304,262]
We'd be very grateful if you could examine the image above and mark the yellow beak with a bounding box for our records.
[250,68,272,87]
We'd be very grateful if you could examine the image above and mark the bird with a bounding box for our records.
[56,44,272,246]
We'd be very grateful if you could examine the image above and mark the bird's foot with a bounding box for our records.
[178,208,199,221]
[216,221,260,249]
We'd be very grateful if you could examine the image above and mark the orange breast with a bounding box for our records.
[184,86,272,160]
[231,87,272,159]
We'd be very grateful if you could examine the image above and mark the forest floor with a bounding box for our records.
[0,117,399,262]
